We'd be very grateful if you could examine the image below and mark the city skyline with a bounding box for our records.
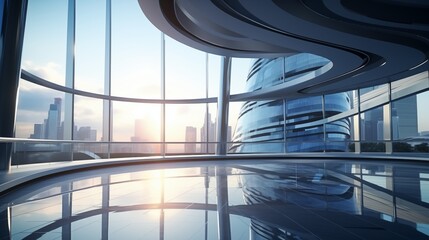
[28,97,97,141]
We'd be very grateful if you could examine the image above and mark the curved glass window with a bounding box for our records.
[165,37,206,99]
[11,0,429,167]
[111,0,161,99]
[74,0,106,94]
[21,0,68,86]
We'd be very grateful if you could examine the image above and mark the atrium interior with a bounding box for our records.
[0,0,429,239]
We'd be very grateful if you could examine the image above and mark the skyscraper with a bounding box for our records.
[54,98,62,139]
[200,113,216,153]
[46,103,59,139]
[185,126,197,153]
[231,54,351,153]
[29,98,63,140]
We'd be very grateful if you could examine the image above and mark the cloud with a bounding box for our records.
[22,60,64,85]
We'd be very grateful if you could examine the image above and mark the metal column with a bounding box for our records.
[216,56,231,155]
[0,0,28,170]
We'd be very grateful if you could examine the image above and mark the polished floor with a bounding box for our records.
[1,159,429,239]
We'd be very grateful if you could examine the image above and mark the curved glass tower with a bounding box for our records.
[231,54,351,153]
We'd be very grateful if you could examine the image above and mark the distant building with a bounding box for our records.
[131,119,159,153]
[391,96,418,140]
[185,126,197,153]
[200,113,216,153]
[46,103,59,139]
[29,124,44,139]
[30,98,63,140]
[75,126,97,141]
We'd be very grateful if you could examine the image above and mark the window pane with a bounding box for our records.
[111,0,161,98]
[208,54,221,98]
[74,0,106,94]
[74,95,103,141]
[165,104,205,153]
[286,96,323,152]
[325,117,353,152]
[360,84,389,111]
[21,0,68,85]
[391,95,419,140]
[392,91,429,153]
[361,106,385,141]
[232,100,284,153]
[360,106,386,152]
[16,81,65,140]
[112,101,161,143]
[165,37,205,99]
[229,101,243,153]
[230,58,253,94]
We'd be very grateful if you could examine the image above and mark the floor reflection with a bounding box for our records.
[1,160,429,239]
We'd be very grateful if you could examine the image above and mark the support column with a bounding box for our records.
[0,0,28,170]
[216,56,231,155]
[161,33,166,157]
[63,0,75,162]
[103,0,112,157]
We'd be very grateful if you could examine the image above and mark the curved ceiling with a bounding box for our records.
[138,0,429,97]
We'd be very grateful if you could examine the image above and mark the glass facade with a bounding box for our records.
[230,54,429,154]
[0,0,426,167]
[231,54,352,153]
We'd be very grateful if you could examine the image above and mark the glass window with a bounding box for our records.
[111,0,161,98]
[324,91,354,116]
[165,37,205,99]
[360,106,385,141]
[230,58,253,94]
[208,54,221,98]
[360,84,389,111]
[325,116,353,152]
[112,101,161,143]
[360,106,386,152]
[165,104,205,153]
[74,0,106,94]
[74,95,103,141]
[392,91,429,153]
[21,0,68,86]
[391,95,419,140]
[16,81,65,140]
[250,58,284,90]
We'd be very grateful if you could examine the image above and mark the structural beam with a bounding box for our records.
[216,57,231,155]
[0,0,28,170]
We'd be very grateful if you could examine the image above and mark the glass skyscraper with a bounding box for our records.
[231,54,351,153]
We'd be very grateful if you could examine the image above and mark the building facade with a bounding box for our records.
[231,54,351,153]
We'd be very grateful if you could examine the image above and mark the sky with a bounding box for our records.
[15,0,429,143]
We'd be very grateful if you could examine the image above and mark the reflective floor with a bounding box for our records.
[1,159,429,239]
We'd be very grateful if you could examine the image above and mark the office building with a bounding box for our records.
[231,55,351,153]
[185,126,197,153]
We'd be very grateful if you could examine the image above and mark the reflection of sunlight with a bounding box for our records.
[13,196,63,218]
